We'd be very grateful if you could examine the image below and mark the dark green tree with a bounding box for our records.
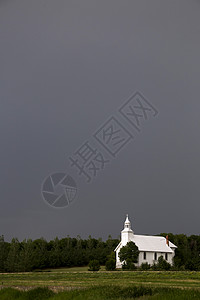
[140,262,150,270]
[152,256,171,271]
[88,259,100,271]
[105,252,116,271]
[6,238,20,272]
[19,239,34,271]
[31,238,48,269]
[119,241,139,270]
[0,235,9,272]
[49,237,61,268]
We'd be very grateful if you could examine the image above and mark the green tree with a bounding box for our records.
[119,241,139,270]
[6,238,20,272]
[140,262,150,270]
[32,238,48,269]
[88,259,100,271]
[19,239,34,271]
[0,235,9,272]
[185,258,200,271]
[152,256,171,271]
[105,252,116,271]
[49,237,61,268]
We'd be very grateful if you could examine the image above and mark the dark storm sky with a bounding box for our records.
[0,0,200,241]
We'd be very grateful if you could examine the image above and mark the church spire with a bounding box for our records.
[124,214,131,229]
[121,214,134,245]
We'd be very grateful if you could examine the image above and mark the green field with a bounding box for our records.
[0,268,200,299]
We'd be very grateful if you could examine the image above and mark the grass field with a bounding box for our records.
[0,268,200,299]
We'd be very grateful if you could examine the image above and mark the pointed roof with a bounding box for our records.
[125,214,131,225]
[122,214,133,233]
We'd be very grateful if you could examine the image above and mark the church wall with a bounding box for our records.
[116,248,175,268]
[138,251,174,266]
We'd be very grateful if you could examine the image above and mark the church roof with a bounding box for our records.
[115,235,177,253]
[132,235,176,253]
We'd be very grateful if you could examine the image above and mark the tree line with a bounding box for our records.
[0,235,119,272]
[159,233,200,271]
[0,233,199,272]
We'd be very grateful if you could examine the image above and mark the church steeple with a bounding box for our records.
[121,214,134,245]
[124,214,131,229]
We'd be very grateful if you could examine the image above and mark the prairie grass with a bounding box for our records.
[0,270,200,299]
[1,286,200,300]
[1,270,200,288]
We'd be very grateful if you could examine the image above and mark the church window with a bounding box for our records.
[154,252,157,260]
[143,252,146,260]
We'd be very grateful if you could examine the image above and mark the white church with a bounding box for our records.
[115,215,177,268]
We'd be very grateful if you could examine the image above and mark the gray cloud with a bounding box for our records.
[0,0,199,241]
